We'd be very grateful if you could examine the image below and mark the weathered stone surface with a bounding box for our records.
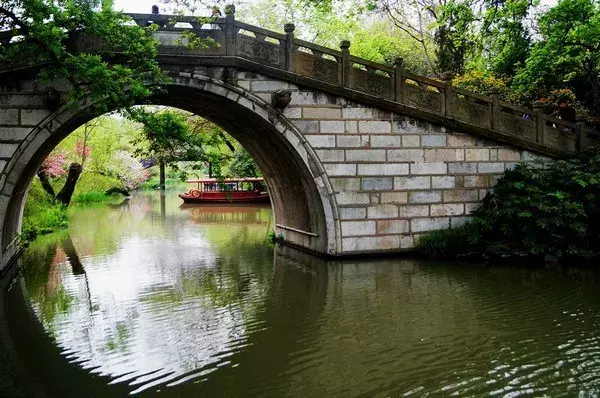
[409,191,442,204]
[478,162,505,173]
[431,176,455,189]
[497,149,521,161]
[336,192,370,205]
[337,135,369,147]
[341,220,376,236]
[320,121,345,133]
[358,164,409,176]
[339,207,367,220]
[447,134,477,147]
[368,204,398,219]
[316,149,345,162]
[342,235,400,251]
[324,163,356,176]
[464,175,490,188]
[359,121,392,134]
[0,109,19,125]
[377,220,409,234]
[402,135,420,147]
[465,148,490,161]
[0,127,31,142]
[424,149,462,162]
[342,107,378,119]
[380,192,408,204]
[303,107,341,119]
[0,143,19,159]
[411,217,450,232]
[448,162,478,174]
[442,189,479,203]
[346,149,386,162]
[394,176,430,190]
[306,135,336,148]
[410,162,447,175]
[398,205,430,218]
[387,149,424,162]
[362,177,393,191]
[421,135,446,147]
[330,177,361,192]
[430,203,464,216]
[293,120,319,133]
[371,135,402,148]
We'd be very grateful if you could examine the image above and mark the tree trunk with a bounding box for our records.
[208,162,213,178]
[36,170,56,198]
[55,163,83,206]
[159,160,166,191]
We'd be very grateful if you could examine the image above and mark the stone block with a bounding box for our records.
[380,192,408,204]
[504,162,518,171]
[479,189,490,200]
[442,189,479,203]
[464,175,491,188]
[490,174,503,185]
[489,149,498,161]
[303,107,341,119]
[402,135,420,147]
[387,149,424,162]
[251,80,289,91]
[330,177,361,192]
[421,135,446,147]
[431,176,455,189]
[324,163,356,176]
[430,203,464,216]
[411,217,450,232]
[400,235,415,249]
[451,216,472,227]
[497,148,521,161]
[336,192,370,205]
[371,135,402,148]
[368,204,398,219]
[409,190,442,204]
[316,149,345,162]
[370,193,380,204]
[306,135,336,148]
[320,121,345,133]
[237,80,251,90]
[465,203,481,214]
[346,149,386,162]
[0,160,5,173]
[0,109,19,125]
[337,135,369,147]
[398,205,430,218]
[359,121,392,134]
[339,207,367,220]
[283,107,302,119]
[341,220,376,236]
[358,163,409,176]
[424,149,462,162]
[0,143,19,159]
[410,162,447,175]
[292,91,331,105]
[342,107,377,119]
[392,118,430,134]
[448,162,477,174]
[377,220,409,234]
[447,134,477,147]
[342,236,400,251]
[0,127,31,142]
[394,176,430,190]
[362,177,393,191]
[345,121,358,133]
[465,148,490,161]
[478,162,505,173]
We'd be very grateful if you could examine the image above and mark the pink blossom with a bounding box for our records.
[41,150,69,178]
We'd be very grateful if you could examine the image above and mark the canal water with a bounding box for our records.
[1,190,600,397]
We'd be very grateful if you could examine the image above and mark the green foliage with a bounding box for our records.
[21,180,68,244]
[452,70,512,100]
[227,147,261,178]
[71,191,110,203]
[419,146,600,263]
[0,0,165,112]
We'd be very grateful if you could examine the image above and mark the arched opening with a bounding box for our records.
[1,77,336,265]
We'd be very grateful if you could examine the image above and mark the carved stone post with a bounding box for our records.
[443,80,453,117]
[490,95,498,130]
[284,23,295,72]
[577,122,586,152]
[394,59,404,103]
[225,4,236,56]
[340,40,350,88]
[535,109,544,144]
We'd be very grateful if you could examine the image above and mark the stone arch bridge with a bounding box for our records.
[0,9,597,270]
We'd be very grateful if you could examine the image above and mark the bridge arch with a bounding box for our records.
[0,74,338,264]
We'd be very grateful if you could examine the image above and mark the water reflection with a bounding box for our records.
[3,190,600,396]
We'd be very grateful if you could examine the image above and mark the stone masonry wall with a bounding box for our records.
[237,72,540,253]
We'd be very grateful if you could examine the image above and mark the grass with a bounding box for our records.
[21,180,68,245]
[71,191,111,203]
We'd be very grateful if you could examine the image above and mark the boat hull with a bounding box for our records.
[178,192,270,204]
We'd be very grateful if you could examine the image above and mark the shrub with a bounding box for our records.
[418,146,600,264]
[21,180,68,244]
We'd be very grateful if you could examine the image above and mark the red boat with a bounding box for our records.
[178,177,270,204]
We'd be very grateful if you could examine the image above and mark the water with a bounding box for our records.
[2,190,600,397]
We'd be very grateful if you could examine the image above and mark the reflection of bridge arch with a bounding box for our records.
[0,75,337,267]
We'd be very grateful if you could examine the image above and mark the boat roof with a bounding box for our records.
[187,177,264,183]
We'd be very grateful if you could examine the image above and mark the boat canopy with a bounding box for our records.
[187,177,264,184]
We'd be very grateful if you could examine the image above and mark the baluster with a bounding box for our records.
[284,23,295,72]
[225,4,236,56]
[536,110,544,144]
[490,95,498,130]
[394,59,404,103]
[340,40,350,88]
[443,80,454,117]
[577,122,586,151]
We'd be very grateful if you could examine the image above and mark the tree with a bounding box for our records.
[512,0,600,116]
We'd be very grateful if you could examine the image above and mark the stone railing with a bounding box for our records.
[2,9,597,156]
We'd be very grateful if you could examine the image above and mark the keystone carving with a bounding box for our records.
[271,89,292,110]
